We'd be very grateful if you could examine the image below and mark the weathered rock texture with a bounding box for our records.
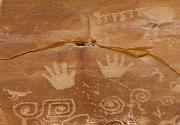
[0,0,180,125]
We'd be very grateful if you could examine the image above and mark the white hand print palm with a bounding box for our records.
[42,62,76,90]
[97,54,134,78]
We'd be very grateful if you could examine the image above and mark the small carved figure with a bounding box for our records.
[3,89,32,101]
[153,107,165,119]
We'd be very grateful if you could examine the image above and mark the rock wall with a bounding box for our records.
[0,0,180,125]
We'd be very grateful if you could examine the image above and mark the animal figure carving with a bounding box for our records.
[3,89,32,101]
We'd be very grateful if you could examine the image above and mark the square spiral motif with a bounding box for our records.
[44,99,76,118]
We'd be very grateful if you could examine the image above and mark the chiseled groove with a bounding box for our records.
[148,53,180,77]
[0,41,179,77]
[96,44,150,58]
[0,41,68,60]
[96,44,180,77]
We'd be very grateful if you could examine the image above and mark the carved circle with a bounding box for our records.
[54,105,68,115]
[99,96,125,115]
[160,96,176,106]
[46,99,76,118]
[13,102,41,119]
[130,88,151,103]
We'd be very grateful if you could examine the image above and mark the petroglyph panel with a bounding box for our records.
[0,0,180,125]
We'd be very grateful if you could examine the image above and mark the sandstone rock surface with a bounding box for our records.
[0,0,180,125]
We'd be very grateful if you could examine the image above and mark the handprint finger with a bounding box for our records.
[44,65,55,76]
[42,73,51,81]
[53,61,60,75]
[70,71,76,77]
[106,54,111,65]
[113,54,119,65]
[125,62,134,69]
[96,60,104,69]
[120,55,125,66]
[62,62,68,74]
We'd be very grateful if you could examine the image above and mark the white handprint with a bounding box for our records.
[97,54,134,78]
[42,62,76,90]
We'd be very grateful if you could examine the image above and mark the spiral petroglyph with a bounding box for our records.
[130,88,151,103]
[99,96,125,115]
[0,0,180,125]
[160,96,176,106]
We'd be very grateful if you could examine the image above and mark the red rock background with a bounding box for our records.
[0,0,180,125]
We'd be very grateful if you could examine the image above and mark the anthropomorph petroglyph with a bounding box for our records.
[97,54,134,78]
[153,107,165,119]
[3,89,32,101]
[13,102,41,125]
[42,62,76,90]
